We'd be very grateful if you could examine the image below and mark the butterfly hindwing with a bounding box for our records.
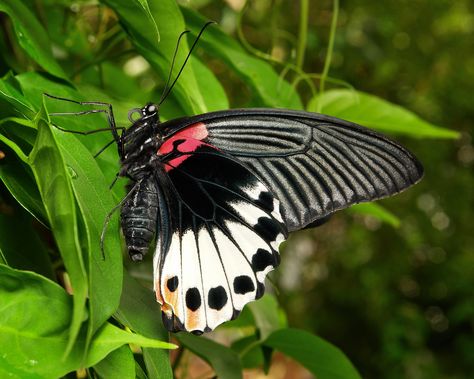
[153,136,287,333]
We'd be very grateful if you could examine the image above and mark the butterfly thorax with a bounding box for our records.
[120,104,163,181]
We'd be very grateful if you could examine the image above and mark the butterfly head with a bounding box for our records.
[142,103,159,119]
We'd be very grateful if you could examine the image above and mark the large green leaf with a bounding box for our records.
[101,0,207,114]
[15,72,132,199]
[0,1,67,80]
[0,265,175,379]
[191,56,229,111]
[57,132,123,348]
[93,345,136,379]
[28,115,88,355]
[308,89,458,139]
[177,333,243,379]
[264,328,362,379]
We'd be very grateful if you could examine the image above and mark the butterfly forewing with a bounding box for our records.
[161,109,424,231]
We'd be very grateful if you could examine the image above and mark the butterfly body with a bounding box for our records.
[117,105,423,334]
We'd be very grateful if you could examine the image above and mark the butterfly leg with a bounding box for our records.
[43,93,122,152]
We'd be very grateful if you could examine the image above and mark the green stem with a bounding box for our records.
[296,0,309,69]
[318,0,339,112]
[237,2,316,105]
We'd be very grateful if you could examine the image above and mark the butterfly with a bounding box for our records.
[115,104,423,334]
[46,24,423,335]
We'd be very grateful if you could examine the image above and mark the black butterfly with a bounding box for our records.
[116,104,423,334]
[46,24,423,335]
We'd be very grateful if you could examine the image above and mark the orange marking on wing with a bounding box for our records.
[155,280,164,304]
[164,291,179,315]
[185,310,201,331]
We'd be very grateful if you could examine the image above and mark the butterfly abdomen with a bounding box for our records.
[121,177,160,261]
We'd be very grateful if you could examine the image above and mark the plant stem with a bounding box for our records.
[296,0,309,70]
[318,0,339,112]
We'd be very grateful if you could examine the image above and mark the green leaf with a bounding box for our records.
[15,71,132,199]
[93,345,136,379]
[264,328,362,379]
[0,121,46,224]
[191,56,229,111]
[0,265,175,379]
[0,1,67,80]
[308,89,459,139]
[102,0,207,114]
[56,132,123,348]
[182,6,303,109]
[231,335,264,369]
[0,77,35,119]
[0,206,53,279]
[248,294,286,340]
[86,324,177,363]
[28,115,88,356]
[0,145,46,223]
[349,203,401,227]
[135,0,161,43]
[115,271,173,379]
[177,333,243,379]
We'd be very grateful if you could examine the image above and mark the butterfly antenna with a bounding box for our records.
[158,29,191,105]
[158,21,216,106]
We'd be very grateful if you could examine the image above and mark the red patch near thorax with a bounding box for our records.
[158,122,210,171]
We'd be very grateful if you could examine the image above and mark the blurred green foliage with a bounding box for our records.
[229,1,473,378]
[0,0,471,378]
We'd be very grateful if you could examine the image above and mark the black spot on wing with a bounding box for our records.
[166,276,179,292]
[253,217,280,242]
[255,191,274,212]
[208,286,228,310]
[185,287,201,311]
[233,275,255,294]
[252,248,275,271]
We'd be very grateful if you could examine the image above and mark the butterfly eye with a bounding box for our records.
[145,104,158,115]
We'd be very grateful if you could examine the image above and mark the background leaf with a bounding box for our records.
[264,328,362,379]
[308,89,459,138]
[177,333,243,379]
[349,203,401,227]
[0,1,67,80]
